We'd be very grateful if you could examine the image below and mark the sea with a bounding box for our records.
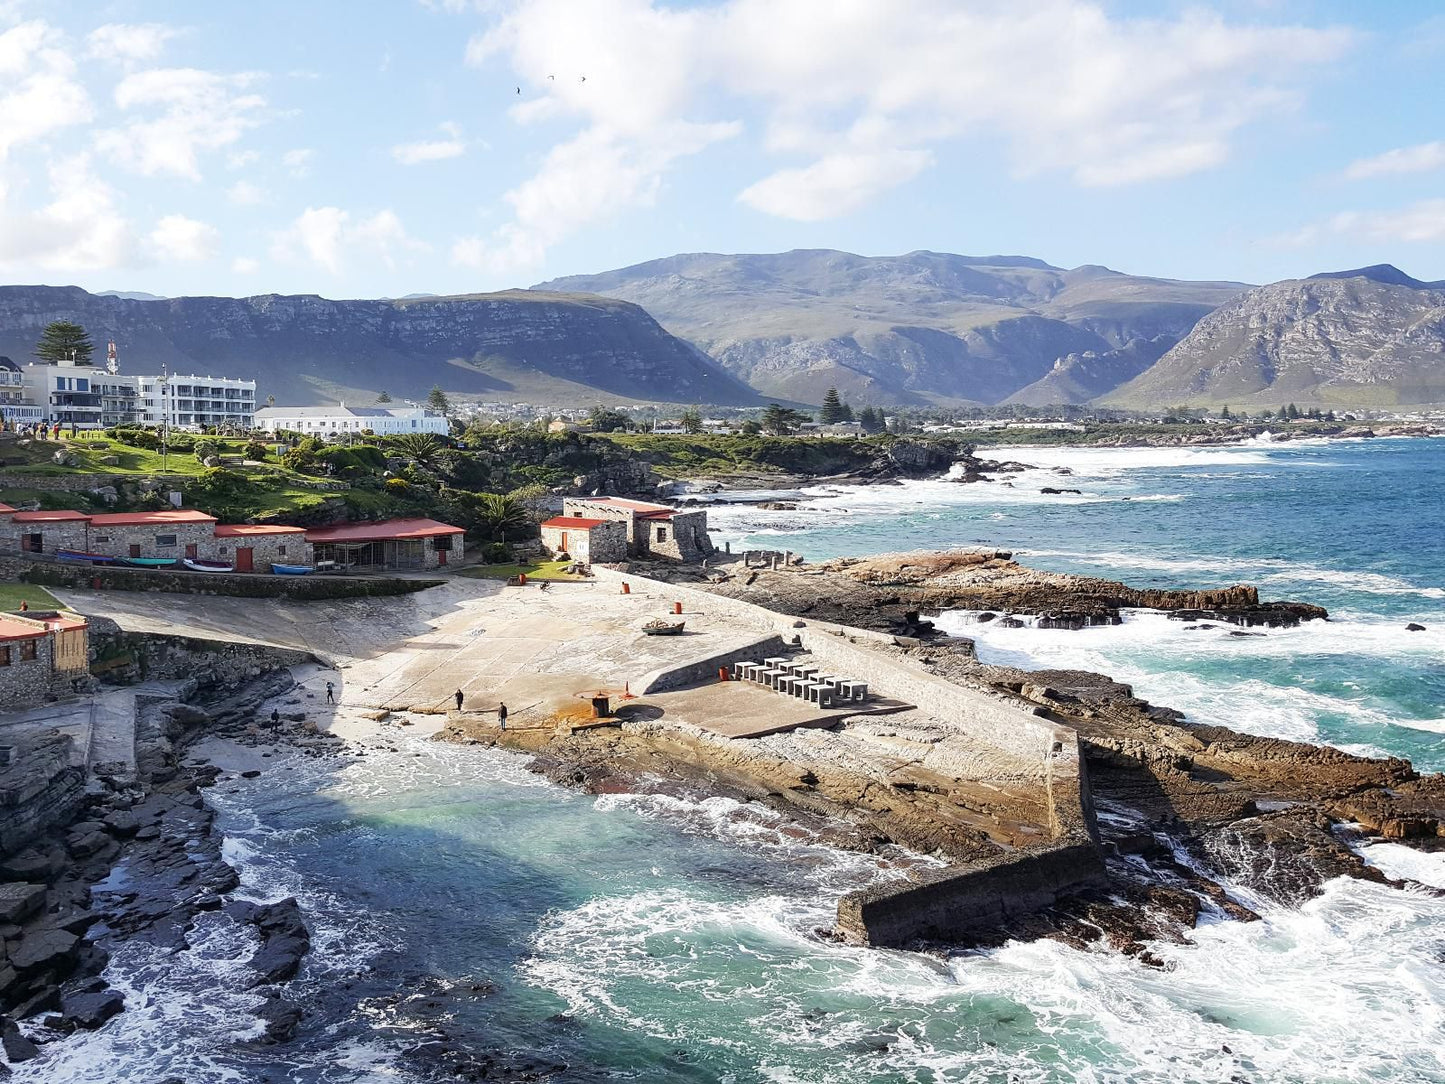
[20,436,1445,1084]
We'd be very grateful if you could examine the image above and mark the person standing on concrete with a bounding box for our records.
[455,689,464,712]
[325,681,335,704]
[498,703,508,730]
[270,708,280,727]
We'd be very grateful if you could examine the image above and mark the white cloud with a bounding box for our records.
[273,206,428,274]
[227,180,265,205]
[462,0,1352,272]
[0,21,93,161]
[0,154,135,271]
[1276,199,1445,247]
[227,149,260,170]
[1344,142,1445,181]
[392,121,467,165]
[282,148,313,177]
[148,214,219,261]
[232,256,260,273]
[98,67,267,180]
[86,23,181,64]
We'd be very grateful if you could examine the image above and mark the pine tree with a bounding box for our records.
[819,387,846,424]
[1286,403,1300,420]
[1220,404,1232,419]
[426,385,451,414]
[34,321,94,365]
[680,407,703,433]
[376,390,392,403]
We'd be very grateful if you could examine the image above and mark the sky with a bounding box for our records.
[1,0,1442,299]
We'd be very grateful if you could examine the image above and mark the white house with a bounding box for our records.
[253,405,450,440]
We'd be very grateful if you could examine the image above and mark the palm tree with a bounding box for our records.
[392,432,443,467]
[476,493,528,539]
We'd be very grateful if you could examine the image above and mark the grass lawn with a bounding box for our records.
[0,583,63,613]
[459,560,587,582]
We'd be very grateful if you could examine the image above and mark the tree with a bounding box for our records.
[680,407,704,434]
[587,405,631,432]
[376,390,393,403]
[739,419,762,435]
[1220,404,1232,420]
[819,387,847,424]
[34,321,94,365]
[392,432,443,467]
[1286,403,1300,420]
[858,406,886,434]
[761,403,809,435]
[475,492,529,539]
[426,385,451,414]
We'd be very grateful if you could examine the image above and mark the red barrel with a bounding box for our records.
[673,602,683,615]
[622,582,631,594]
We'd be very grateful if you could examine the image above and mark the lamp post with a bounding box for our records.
[157,369,169,473]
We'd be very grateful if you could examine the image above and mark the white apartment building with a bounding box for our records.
[0,357,45,427]
[253,405,450,440]
[12,355,256,432]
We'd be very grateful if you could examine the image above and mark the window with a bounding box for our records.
[656,527,668,543]
[93,534,110,543]
[156,534,177,547]
[431,535,453,552]
[76,378,88,391]
[0,646,9,666]
[278,545,287,556]
[218,546,228,555]
[20,640,37,662]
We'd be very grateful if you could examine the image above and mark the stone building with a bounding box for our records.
[560,497,714,562]
[85,510,219,562]
[538,516,628,564]
[0,611,90,710]
[211,524,313,573]
[306,518,464,571]
[8,510,92,556]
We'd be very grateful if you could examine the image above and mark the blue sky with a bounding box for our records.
[1,0,1442,298]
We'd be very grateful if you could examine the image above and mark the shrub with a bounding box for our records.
[385,477,410,493]
[485,542,512,563]
[244,440,269,461]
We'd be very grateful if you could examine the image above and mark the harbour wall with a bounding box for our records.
[589,564,1105,945]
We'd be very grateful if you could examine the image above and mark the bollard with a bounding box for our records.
[673,601,683,615]
[622,582,631,594]
[718,666,730,682]
[519,573,527,585]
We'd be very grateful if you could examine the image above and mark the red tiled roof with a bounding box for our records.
[541,516,608,529]
[0,617,45,641]
[575,497,675,512]
[636,509,675,520]
[215,523,307,537]
[306,518,464,543]
[88,510,217,527]
[12,510,89,522]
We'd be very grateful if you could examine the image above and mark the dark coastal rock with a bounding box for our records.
[58,989,124,1030]
[1406,622,1426,631]
[227,898,311,985]
[1039,487,1082,495]
[254,994,304,1043]
[0,885,45,925]
[8,928,79,976]
[0,1016,38,1062]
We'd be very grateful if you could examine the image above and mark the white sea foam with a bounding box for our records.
[937,609,1443,754]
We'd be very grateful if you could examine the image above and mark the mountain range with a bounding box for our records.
[5,254,1442,412]
[0,286,758,407]
[536,250,1248,407]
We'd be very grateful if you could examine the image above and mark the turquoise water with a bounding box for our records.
[20,436,1445,1084]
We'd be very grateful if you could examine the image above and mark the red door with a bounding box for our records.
[437,548,447,566]
[560,531,569,554]
[129,544,141,558]
[185,544,198,559]
[236,547,254,572]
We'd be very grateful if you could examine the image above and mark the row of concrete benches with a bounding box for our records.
[734,656,869,707]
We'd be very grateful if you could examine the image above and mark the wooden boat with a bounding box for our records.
[183,558,233,573]
[642,618,686,636]
[56,550,117,564]
[122,556,177,568]
[271,563,315,575]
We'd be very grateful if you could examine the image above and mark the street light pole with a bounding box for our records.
[158,368,170,473]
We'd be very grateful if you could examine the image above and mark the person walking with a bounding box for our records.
[270,708,280,727]
[454,688,464,712]
[497,702,508,731]
[325,681,335,704]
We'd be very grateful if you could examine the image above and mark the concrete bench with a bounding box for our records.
[837,681,868,702]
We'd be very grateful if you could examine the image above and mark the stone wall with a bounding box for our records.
[636,634,787,694]
[88,521,216,562]
[834,842,1106,947]
[208,533,314,572]
[0,631,54,709]
[88,624,317,687]
[3,555,442,600]
[540,521,627,564]
[9,518,89,556]
[640,509,714,563]
[563,498,639,545]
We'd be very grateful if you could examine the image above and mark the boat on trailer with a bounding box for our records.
[122,556,177,568]
[271,563,315,575]
[57,550,117,564]
[183,558,233,573]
